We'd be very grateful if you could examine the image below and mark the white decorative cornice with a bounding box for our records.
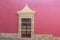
[17,3,35,15]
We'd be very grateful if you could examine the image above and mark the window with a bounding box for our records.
[21,18,31,38]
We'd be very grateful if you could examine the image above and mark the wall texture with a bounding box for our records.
[0,0,60,37]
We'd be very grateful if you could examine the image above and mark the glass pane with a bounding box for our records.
[26,18,31,22]
[22,29,26,31]
[27,26,31,29]
[22,23,26,26]
[27,31,31,34]
[21,31,26,34]
[22,18,31,22]
[22,26,26,29]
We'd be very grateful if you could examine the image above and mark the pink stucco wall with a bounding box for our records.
[0,0,60,37]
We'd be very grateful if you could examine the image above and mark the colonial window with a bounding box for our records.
[17,4,35,38]
[21,18,31,38]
